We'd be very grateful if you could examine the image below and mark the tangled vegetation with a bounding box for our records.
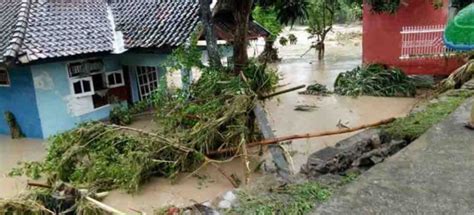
[10,37,279,194]
[384,89,474,141]
[334,64,416,97]
[299,83,331,96]
[229,182,331,214]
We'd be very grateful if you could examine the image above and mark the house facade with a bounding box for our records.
[362,0,465,75]
[0,0,268,138]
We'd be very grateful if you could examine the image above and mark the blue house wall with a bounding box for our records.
[31,55,122,137]
[0,67,43,138]
[29,53,168,137]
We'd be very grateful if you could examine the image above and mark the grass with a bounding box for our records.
[384,89,473,141]
[228,182,332,215]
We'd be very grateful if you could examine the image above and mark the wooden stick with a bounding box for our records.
[27,181,52,189]
[258,85,306,100]
[210,163,239,188]
[85,196,127,215]
[247,117,396,147]
[206,117,396,156]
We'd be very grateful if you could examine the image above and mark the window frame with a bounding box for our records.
[70,76,95,98]
[105,70,125,88]
[0,68,11,87]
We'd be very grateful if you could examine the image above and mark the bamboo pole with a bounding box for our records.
[258,84,306,100]
[207,117,396,156]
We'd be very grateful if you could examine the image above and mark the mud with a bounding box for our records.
[0,24,419,213]
[263,24,418,171]
[0,136,45,199]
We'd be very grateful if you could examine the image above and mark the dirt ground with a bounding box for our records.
[0,23,419,213]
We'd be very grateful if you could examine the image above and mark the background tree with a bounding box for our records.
[306,0,337,60]
[199,0,223,69]
[253,6,283,63]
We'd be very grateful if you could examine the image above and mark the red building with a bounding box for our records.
[363,0,464,75]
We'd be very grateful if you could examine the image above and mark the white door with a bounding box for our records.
[135,66,159,101]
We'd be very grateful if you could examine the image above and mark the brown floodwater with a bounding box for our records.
[0,136,46,199]
[0,24,419,213]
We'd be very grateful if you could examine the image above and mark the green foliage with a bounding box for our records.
[167,31,204,71]
[288,34,298,44]
[110,104,132,125]
[253,6,283,40]
[109,100,150,126]
[334,64,416,97]
[306,0,336,42]
[335,0,362,23]
[229,182,331,214]
[366,0,400,13]
[273,0,309,26]
[384,90,474,141]
[279,36,289,46]
[300,82,331,96]
[366,0,443,13]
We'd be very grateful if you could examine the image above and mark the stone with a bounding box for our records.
[315,99,474,214]
[223,191,236,202]
[218,200,232,209]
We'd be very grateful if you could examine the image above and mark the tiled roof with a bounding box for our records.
[0,0,200,63]
[0,0,28,63]
[110,0,200,48]
[21,0,114,62]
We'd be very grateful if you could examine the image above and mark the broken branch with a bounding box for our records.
[259,85,306,100]
[206,117,396,156]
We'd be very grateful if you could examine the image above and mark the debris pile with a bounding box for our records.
[334,64,416,97]
[6,60,279,213]
[299,83,331,96]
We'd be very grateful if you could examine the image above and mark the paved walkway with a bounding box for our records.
[314,99,474,215]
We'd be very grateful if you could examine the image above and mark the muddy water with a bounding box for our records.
[0,24,418,213]
[263,25,417,170]
[104,158,262,214]
[0,136,45,199]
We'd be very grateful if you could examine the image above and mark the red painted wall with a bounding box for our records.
[363,0,464,75]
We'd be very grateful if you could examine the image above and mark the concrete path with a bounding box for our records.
[314,99,474,215]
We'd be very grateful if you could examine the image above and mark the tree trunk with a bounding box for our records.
[199,0,222,69]
[258,39,280,63]
[232,0,253,74]
[317,42,325,60]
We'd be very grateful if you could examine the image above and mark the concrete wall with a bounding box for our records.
[0,67,43,138]
[363,0,464,75]
[31,55,122,137]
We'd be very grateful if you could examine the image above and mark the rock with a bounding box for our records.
[461,78,474,90]
[218,200,232,209]
[335,129,389,149]
[301,147,341,177]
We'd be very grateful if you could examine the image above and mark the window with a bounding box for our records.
[70,77,94,97]
[68,59,104,78]
[0,69,10,87]
[105,70,125,88]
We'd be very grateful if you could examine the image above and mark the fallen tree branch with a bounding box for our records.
[258,85,306,100]
[206,117,396,156]
[247,117,396,147]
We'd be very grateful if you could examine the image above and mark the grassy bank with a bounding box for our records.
[384,89,473,141]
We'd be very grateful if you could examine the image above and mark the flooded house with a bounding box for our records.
[0,0,268,138]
